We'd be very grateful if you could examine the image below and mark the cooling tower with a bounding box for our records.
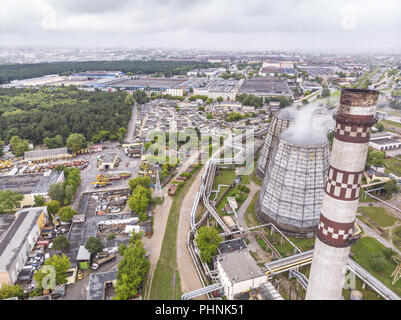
[256,133,329,238]
[255,110,296,180]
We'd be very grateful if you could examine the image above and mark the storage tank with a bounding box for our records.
[255,109,296,180]
[256,132,330,238]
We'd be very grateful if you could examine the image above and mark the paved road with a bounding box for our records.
[61,255,123,300]
[125,103,137,143]
[176,166,205,297]
[143,149,202,300]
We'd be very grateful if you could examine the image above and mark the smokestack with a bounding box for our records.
[306,88,379,300]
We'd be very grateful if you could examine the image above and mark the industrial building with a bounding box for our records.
[0,171,64,207]
[87,270,117,300]
[255,109,296,179]
[216,249,267,300]
[256,133,330,238]
[194,79,242,101]
[98,154,119,170]
[369,132,401,151]
[0,207,47,285]
[238,77,293,99]
[24,147,69,162]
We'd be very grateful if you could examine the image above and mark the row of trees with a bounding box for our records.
[0,87,131,145]
[0,61,220,84]
[114,233,150,300]
[48,167,81,205]
[127,177,153,221]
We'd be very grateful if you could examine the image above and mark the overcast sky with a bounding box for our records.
[1,0,400,53]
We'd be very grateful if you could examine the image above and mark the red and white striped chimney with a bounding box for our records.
[306,88,379,300]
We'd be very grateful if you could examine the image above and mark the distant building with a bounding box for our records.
[239,77,293,99]
[24,147,69,162]
[370,132,401,151]
[216,250,267,300]
[0,207,47,285]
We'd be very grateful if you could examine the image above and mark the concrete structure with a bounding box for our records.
[255,109,296,179]
[194,79,241,101]
[0,171,64,207]
[0,207,47,284]
[306,88,379,300]
[98,153,118,170]
[87,270,117,300]
[216,250,267,300]
[256,134,330,238]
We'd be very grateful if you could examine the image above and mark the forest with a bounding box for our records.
[0,60,220,84]
[0,86,132,144]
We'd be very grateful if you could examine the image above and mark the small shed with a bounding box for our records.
[76,245,91,270]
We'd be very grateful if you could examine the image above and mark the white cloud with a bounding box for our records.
[0,0,400,51]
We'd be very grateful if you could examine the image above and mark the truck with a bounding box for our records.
[91,254,117,271]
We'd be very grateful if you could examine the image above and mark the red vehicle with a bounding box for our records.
[126,162,129,168]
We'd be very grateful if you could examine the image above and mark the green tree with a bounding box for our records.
[9,136,29,157]
[125,94,134,106]
[114,240,150,300]
[34,254,71,290]
[117,127,127,144]
[321,87,330,97]
[0,190,24,214]
[48,183,65,204]
[384,179,399,196]
[66,133,87,153]
[118,243,128,256]
[46,200,60,216]
[216,96,223,104]
[0,139,4,158]
[128,185,152,221]
[57,206,77,222]
[44,135,64,149]
[52,235,70,251]
[195,226,223,264]
[0,284,24,300]
[85,237,104,256]
[375,123,385,132]
[107,233,116,240]
[365,147,385,169]
[34,195,46,207]
[128,176,151,193]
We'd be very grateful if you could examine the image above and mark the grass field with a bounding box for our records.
[383,157,401,176]
[149,166,201,300]
[392,226,401,252]
[212,168,236,189]
[351,237,401,297]
[358,206,397,228]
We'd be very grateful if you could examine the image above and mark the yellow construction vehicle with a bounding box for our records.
[91,174,112,188]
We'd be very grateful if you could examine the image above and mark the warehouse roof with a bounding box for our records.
[239,78,292,95]
[87,270,117,300]
[24,147,68,160]
[217,249,265,283]
[0,207,46,271]
[0,171,64,195]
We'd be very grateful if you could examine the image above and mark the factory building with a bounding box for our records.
[369,132,401,151]
[256,134,330,238]
[238,77,293,99]
[306,89,379,300]
[216,250,267,300]
[255,109,296,179]
[0,207,47,285]
[0,171,64,207]
[194,79,242,101]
